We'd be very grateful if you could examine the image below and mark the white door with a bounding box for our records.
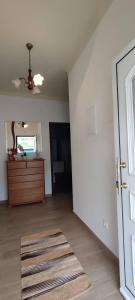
[115,45,135,299]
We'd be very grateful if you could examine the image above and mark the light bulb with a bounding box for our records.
[33,74,44,86]
[24,123,28,128]
[12,79,21,88]
[32,86,40,94]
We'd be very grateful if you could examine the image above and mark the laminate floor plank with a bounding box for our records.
[0,194,123,300]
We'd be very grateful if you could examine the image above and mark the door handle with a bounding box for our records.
[120,162,127,168]
[116,159,119,193]
[120,182,128,189]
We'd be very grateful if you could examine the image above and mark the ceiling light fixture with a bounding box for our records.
[22,122,29,128]
[12,43,44,94]
[17,122,29,128]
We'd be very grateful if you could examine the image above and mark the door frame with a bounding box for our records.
[113,38,135,300]
[49,122,71,195]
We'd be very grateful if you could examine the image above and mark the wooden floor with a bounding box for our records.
[0,194,123,300]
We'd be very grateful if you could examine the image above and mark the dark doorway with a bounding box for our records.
[49,122,72,194]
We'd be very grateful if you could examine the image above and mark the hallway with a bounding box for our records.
[0,194,123,300]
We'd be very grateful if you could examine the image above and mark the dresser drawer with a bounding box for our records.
[8,167,44,177]
[9,180,44,191]
[8,174,44,184]
[27,160,44,168]
[8,161,26,169]
[9,190,44,205]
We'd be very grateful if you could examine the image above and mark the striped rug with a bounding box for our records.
[21,229,91,300]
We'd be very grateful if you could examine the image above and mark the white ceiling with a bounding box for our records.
[0,0,113,100]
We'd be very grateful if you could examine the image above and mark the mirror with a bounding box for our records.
[5,121,42,159]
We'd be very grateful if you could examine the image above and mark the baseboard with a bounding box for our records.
[74,210,119,266]
[0,200,8,205]
[45,194,52,198]
[0,195,52,205]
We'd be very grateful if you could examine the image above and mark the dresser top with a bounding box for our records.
[7,159,44,163]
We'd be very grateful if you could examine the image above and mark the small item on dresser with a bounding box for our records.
[17,144,26,160]
[23,152,27,159]
[7,148,17,161]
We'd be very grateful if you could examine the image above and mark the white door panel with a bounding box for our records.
[117,46,135,298]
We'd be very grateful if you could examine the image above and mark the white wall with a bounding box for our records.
[68,0,135,257]
[0,95,69,201]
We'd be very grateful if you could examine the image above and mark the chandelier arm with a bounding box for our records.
[19,77,27,85]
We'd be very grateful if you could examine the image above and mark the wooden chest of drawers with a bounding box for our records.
[7,159,45,206]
